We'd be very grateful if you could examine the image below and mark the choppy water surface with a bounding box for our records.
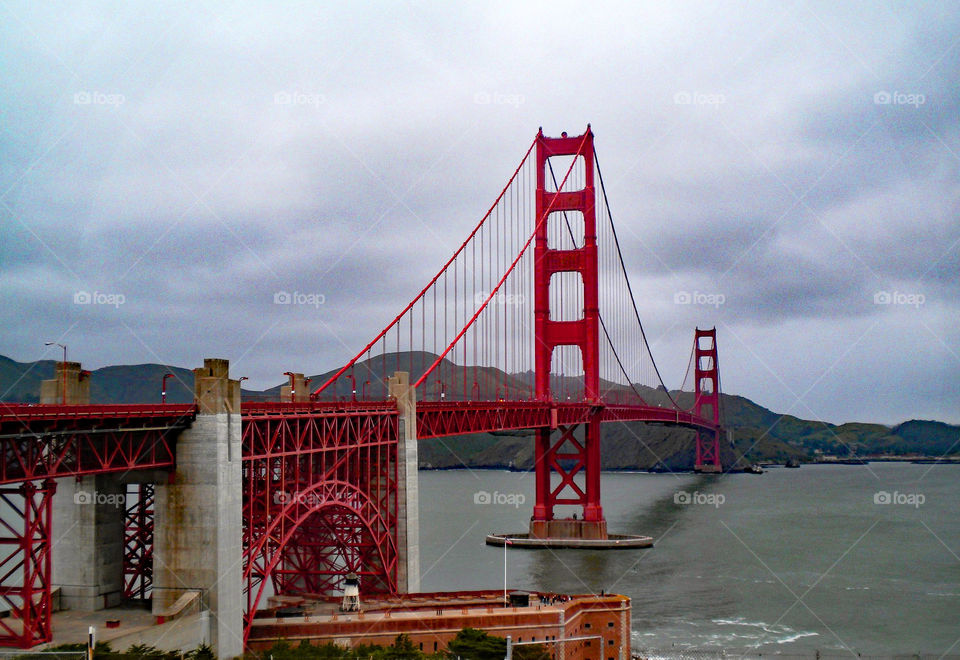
[419,463,959,655]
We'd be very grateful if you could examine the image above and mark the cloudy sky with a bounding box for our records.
[1,1,957,426]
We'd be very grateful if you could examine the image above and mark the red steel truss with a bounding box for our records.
[0,479,56,648]
[0,404,194,485]
[241,407,399,647]
[693,328,722,471]
[123,483,154,601]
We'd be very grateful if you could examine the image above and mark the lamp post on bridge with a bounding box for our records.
[346,372,356,402]
[44,341,66,405]
[435,380,445,402]
[161,372,174,404]
[362,380,370,401]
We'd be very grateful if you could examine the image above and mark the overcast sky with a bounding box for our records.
[1,1,957,426]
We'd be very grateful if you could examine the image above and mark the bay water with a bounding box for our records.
[418,463,959,655]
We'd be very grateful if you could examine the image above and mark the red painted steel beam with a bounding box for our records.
[0,405,195,485]
[414,401,719,439]
[240,407,399,648]
[0,479,56,648]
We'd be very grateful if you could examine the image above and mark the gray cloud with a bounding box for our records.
[1,1,958,426]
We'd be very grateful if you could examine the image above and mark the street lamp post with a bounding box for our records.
[362,380,370,401]
[44,342,67,405]
[346,372,356,402]
[161,372,174,404]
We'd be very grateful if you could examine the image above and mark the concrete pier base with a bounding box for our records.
[485,533,653,549]
[388,372,419,594]
[52,475,126,610]
[529,519,608,540]
[152,359,243,659]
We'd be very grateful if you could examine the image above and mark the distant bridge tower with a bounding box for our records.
[694,327,722,472]
[530,126,606,540]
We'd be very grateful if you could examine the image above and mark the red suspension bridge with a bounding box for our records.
[0,126,724,652]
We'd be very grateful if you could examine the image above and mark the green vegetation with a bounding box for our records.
[41,642,214,660]
[250,630,549,660]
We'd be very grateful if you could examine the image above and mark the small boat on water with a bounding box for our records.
[784,458,801,468]
[743,464,765,474]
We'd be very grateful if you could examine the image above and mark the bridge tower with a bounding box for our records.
[530,126,607,540]
[693,327,722,472]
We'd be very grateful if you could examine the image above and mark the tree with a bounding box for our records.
[444,628,550,660]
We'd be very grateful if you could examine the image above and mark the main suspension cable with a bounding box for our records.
[593,146,684,410]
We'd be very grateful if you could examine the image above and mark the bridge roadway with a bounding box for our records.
[0,399,715,486]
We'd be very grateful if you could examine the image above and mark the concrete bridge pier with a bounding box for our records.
[152,358,243,659]
[40,361,90,405]
[388,372,420,593]
[280,372,311,402]
[51,476,126,610]
[44,361,127,611]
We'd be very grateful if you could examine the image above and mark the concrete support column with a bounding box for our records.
[388,372,419,593]
[52,475,125,610]
[280,372,310,402]
[40,361,90,404]
[153,358,242,658]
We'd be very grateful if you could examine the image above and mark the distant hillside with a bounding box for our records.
[0,356,253,405]
[1,352,956,471]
